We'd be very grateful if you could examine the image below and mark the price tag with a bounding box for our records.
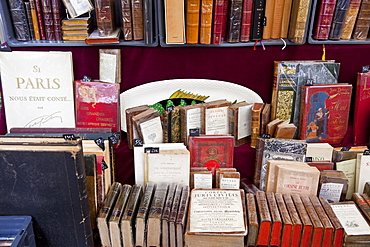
[0,43,11,52]
[134,139,143,147]
[189,128,200,136]
[261,134,271,139]
[341,147,350,151]
[305,157,313,162]
[364,149,370,155]
[63,134,76,140]
[144,147,160,153]
[102,160,109,170]
[94,137,105,150]
[82,75,92,82]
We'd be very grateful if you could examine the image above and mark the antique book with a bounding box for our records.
[125,105,149,149]
[188,135,234,175]
[266,118,284,136]
[291,194,313,247]
[0,51,76,132]
[299,84,352,144]
[253,137,307,190]
[75,80,120,132]
[176,185,190,247]
[203,99,232,135]
[62,15,92,26]
[132,108,163,144]
[228,101,252,146]
[120,0,133,40]
[319,197,344,247]
[328,0,351,40]
[84,153,98,229]
[274,121,297,139]
[336,159,357,200]
[212,0,227,44]
[218,171,240,189]
[165,0,185,43]
[356,152,370,194]
[180,103,204,145]
[306,142,333,162]
[185,189,247,247]
[283,193,303,247]
[109,184,132,247]
[330,201,370,242]
[280,0,293,38]
[255,191,272,246]
[135,182,155,247]
[250,102,264,148]
[226,0,243,42]
[246,192,258,247]
[312,0,338,40]
[29,0,41,40]
[61,0,94,18]
[318,170,349,202]
[332,146,369,162]
[51,0,64,40]
[262,0,276,40]
[41,0,56,41]
[145,149,190,186]
[35,0,46,40]
[288,0,312,43]
[162,105,181,143]
[25,2,35,40]
[8,0,31,41]
[340,0,362,39]
[215,167,237,188]
[147,183,169,247]
[99,49,121,84]
[190,170,213,189]
[300,195,324,246]
[161,183,177,247]
[169,184,183,247]
[275,193,293,247]
[353,67,370,145]
[131,0,144,40]
[365,182,370,196]
[270,0,284,39]
[352,0,370,39]
[240,0,254,41]
[240,178,260,194]
[275,164,320,196]
[251,0,266,40]
[95,0,116,36]
[260,103,271,135]
[185,0,200,44]
[85,28,121,44]
[143,0,155,44]
[97,182,122,247]
[199,0,213,44]
[307,161,335,171]
[120,184,143,247]
[266,192,282,246]
[352,193,370,223]
[0,137,93,246]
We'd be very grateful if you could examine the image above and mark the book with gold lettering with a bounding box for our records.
[312,0,338,40]
[199,0,214,44]
[0,51,76,132]
[300,195,324,246]
[250,102,264,148]
[352,0,370,39]
[340,0,362,39]
[212,0,228,44]
[288,0,312,43]
[185,0,200,44]
[95,0,116,36]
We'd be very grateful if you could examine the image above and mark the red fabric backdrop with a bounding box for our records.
[9,43,370,184]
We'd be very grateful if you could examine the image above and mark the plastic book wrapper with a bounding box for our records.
[94,0,116,36]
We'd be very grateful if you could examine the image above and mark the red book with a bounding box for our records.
[240,0,254,42]
[255,191,271,246]
[291,194,313,247]
[266,191,282,246]
[301,195,324,247]
[319,197,344,247]
[51,0,64,41]
[283,194,302,247]
[212,0,227,44]
[299,84,352,145]
[188,135,234,175]
[75,80,120,132]
[34,0,46,40]
[41,0,56,40]
[353,68,370,145]
[275,193,292,247]
[313,0,338,40]
[307,162,334,171]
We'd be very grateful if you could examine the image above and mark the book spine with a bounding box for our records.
[270,0,284,39]
[186,0,201,44]
[132,0,144,40]
[221,0,229,41]
[301,195,323,246]
[288,0,311,43]
[95,0,116,36]
[255,191,272,246]
[212,0,227,44]
[246,192,258,247]
[253,137,265,188]
[280,0,293,38]
[352,192,370,222]
[266,192,282,247]
[169,107,181,143]
[41,0,55,40]
[51,0,62,41]
[240,0,253,41]
[251,0,266,40]
[121,0,133,40]
[199,0,214,44]
[250,103,263,148]
[24,2,36,40]
[313,0,338,40]
[283,193,302,247]
[29,0,41,40]
[291,194,313,247]
[328,0,351,40]
[34,0,46,39]
[275,193,292,247]
[143,0,154,44]
[262,0,276,39]
[340,0,362,39]
[352,0,370,39]
[319,197,344,247]
[8,0,31,41]
[226,0,243,42]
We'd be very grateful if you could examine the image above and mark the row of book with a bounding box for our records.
[312,0,370,41]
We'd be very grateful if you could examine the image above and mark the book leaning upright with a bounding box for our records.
[0,51,76,132]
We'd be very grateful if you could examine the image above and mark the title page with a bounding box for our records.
[0,51,76,132]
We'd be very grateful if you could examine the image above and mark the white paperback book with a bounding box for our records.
[0,51,76,132]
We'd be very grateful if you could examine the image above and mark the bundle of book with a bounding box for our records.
[164,0,313,44]
[311,0,370,41]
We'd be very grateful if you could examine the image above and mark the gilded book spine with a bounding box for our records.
[313,0,338,40]
[340,0,362,39]
[240,0,253,41]
[352,0,370,39]
[288,0,311,43]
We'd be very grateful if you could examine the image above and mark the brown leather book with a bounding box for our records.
[131,0,144,40]
[199,0,213,44]
[288,0,311,43]
[274,121,297,139]
[203,99,232,135]
[260,103,271,135]
[250,103,264,148]
[352,0,370,39]
[186,0,200,44]
[271,0,284,39]
[132,108,163,144]
[266,118,283,137]
[161,183,177,247]
[41,0,55,40]
[176,185,190,247]
[169,184,182,247]
[246,193,259,247]
[352,193,370,223]
[227,0,243,42]
[283,193,302,247]
[319,197,344,247]
[275,193,293,247]
[340,0,362,39]
[291,194,313,247]
[121,0,133,40]
[228,101,252,147]
[180,103,204,145]
[300,195,324,247]
[125,105,149,149]
[280,0,293,38]
[262,0,276,39]
[95,0,117,36]
[318,170,349,202]
[266,192,282,246]
[255,191,272,246]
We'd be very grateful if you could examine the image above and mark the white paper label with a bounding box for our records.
[318,183,344,203]
[220,178,240,189]
[99,53,117,83]
[193,173,212,189]
[331,204,370,235]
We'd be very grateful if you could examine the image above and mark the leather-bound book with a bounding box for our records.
[35,0,46,39]
[328,0,351,40]
[312,0,338,40]
[180,103,204,145]
[352,0,370,39]
[169,184,183,247]
[255,191,272,246]
[227,0,243,42]
[199,0,214,44]
[212,0,227,44]
[203,99,232,135]
[251,0,266,40]
[41,0,56,40]
[262,0,276,39]
[240,178,260,194]
[125,105,149,149]
[318,170,348,202]
[275,193,293,247]
[352,193,370,223]
[161,183,177,247]
[291,194,313,247]
[266,192,282,246]
[260,103,271,135]
[176,185,190,247]
[246,193,259,247]
[218,171,240,189]
[131,0,144,40]
[270,0,284,39]
[84,153,98,229]
[29,0,41,40]
[8,0,31,41]
[215,167,237,188]
[319,197,344,247]
[240,0,254,41]
[120,0,133,40]
[132,108,163,144]
[340,0,362,39]
[51,0,64,40]
[266,118,283,136]
[24,2,35,40]
[250,102,264,148]
[301,195,324,246]
[143,0,154,44]
[95,0,116,36]
[283,193,302,247]
[185,0,200,44]
[274,121,297,139]
[280,0,293,38]
[353,66,370,145]
[228,101,252,147]
[288,0,312,43]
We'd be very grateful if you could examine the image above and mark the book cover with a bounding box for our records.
[319,197,344,247]
[266,118,284,136]
[84,153,98,229]
[165,0,185,43]
[275,193,293,247]
[161,183,177,247]
[353,68,370,145]
[340,0,362,39]
[131,0,144,40]
[255,191,272,246]
[176,185,190,247]
[288,0,312,43]
[180,103,204,145]
[356,152,370,194]
[51,0,64,41]
[8,0,31,41]
[313,0,338,40]
[219,171,240,189]
[336,158,357,200]
[283,193,303,247]
[41,0,56,40]
[251,0,266,40]
[120,0,133,40]
[75,80,120,132]
[280,0,293,38]
[266,191,282,246]
[352,193,370,223]
[318,170,349,202]
[99,49,121,84]
[24,2,35,40]
[226,0,243,42]
[352,0,370,39]
[143,0,155,44]
[260,103,271,135]
[0,51,76,132]
[188,135,234,175]
[328,0,351,40]
[125,104,150,149]
[228,101,252,147]
[291,194,313,247]
[306,142,334,161]
[240,0,254,41]
[204,99,232,135]
[35,0,46,40]
[199,0,214,44]
[246,192,259,247]
[300,195,324,246]
[132,108,163,144]
[307,161,334,171]
[274,121,297,139]
[185,0,200,44]
[212,0,227,44]
[299,84,352,144]
[262,0,276,40]
[191,170,213,189]
[61,0,94,18]
[250,102,264,148]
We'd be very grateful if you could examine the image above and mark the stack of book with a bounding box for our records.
[61,16,93,43]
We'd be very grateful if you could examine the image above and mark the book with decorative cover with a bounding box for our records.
[75,80,120,132]
[51,0,64,41]
[95,0,116,36]
[41,0,56,41]
[299,84,352,144]
[226,0,243,42]
[251,0,266,40]
[228,101,252,147]
[120,0,133,40]
[125,105,149,149]
[275,193,293,247]
[312,0,338,40]
[199,0,213,44]
[340,0,362,39]
[288,0,312,43]
[35,0,46,40]
[240,0,253,41]
[328,0,351,40]
[212,0,227,44]
[8,0,31,41]
[132,108,163,144]
[291,194,313,247]
[283,193,302,247]
[352,0,370,39]
[131,0,144,40]
[29,0,41,40]
[185,0,200,44]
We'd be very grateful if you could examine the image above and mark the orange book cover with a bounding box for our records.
[186,0,200,44]
[199,0,213,44]
[291,194,313,247]
[301,195,324,246]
